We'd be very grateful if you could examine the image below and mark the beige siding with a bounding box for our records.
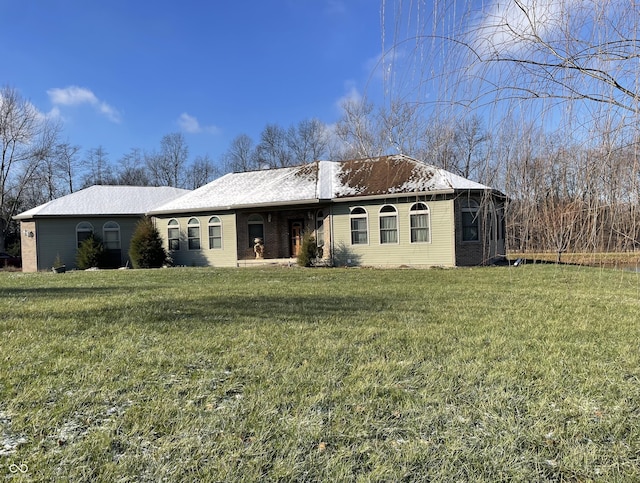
[31,217,141,271]
[330,200,455,267]
[154,213,238,267]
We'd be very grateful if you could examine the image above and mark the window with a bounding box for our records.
[76,222,94,248]
[410,203,430,243]
[461,199,480,242]
[168,219,180,251]
[187,218,201,250]
[316,210,325,247]
[103,221,121,250]
[379,205,398,244]
[208,216,223,249]
[350,207,368,245]
[248,214,264,247]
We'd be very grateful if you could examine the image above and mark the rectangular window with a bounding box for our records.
[209,225,222,249]
[410,214,430,243]
[188,226,200,250]
[350,217,368,244]
[103,231,120,250]
[462,212,479,241]
[379,216,398,244]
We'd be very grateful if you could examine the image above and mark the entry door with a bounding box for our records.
[290,221,303,257]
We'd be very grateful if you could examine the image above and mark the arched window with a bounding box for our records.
[187,217,201,250]
[248,214,264,247]
[168,219,180,251]
[350,207,368,245]
[316,210,325,247]
[208,216,223,249]
[379,205,398,244]
[461,199,480,242]
[76,222,94,248]
[103,221,121,250]
[410,203,430,243]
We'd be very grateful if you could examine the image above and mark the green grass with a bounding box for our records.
[1,265,640,481]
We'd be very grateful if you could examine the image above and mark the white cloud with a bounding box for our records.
[177,112,220,134]
[47,86,121,123]
[472,0,574,57]
[335,81,362,110]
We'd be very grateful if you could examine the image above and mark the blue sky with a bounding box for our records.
[1,0,385,164]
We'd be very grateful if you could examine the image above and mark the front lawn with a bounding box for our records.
[1,265,639,481]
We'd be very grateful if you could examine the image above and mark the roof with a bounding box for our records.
[150,155,493,215]
[14,185,190,220]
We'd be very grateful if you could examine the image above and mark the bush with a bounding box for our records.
[129,217,168,269]
[297,233,317,267]
[76,234,106,269]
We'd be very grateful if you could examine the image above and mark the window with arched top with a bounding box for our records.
[316,210,325,247]
[350,207,368,245]
[187,218,201,250]
[168,219,180,251]
[248,214,264,247]
[410,203,430,243]
[379,205,398,244]
[208,216,223,249]
[103,221,121,250]
[76,222,94,248]
[461,199,480,242]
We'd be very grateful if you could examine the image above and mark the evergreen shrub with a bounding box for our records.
[129,217,168,269]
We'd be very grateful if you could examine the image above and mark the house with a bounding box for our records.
[148,155,506,268]
[14,155,506,271]
[14,185,189,272]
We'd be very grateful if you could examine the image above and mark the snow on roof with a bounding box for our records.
[14,185,190,219]
[150,155,494,215]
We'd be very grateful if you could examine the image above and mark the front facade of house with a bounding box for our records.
[15,156,505,271]
[149,155,506,268]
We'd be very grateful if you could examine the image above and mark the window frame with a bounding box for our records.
[461,199,480,242]
[349,206,369,245]
[187,217,201,250]
[168,219,180,251]
[76,222,94,248]
[102,221,121,250]
[379,205,399,244]
[409,202,431,244]
[208,216,223,250]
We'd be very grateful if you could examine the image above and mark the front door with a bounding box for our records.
[290,220,303,257]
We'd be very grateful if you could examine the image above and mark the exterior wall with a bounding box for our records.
[19,221,37,272]
[153,212,238,267]
[454,195,506,266]
[330,198,456,267]
[235,207,328,260]
[26,216,142,271]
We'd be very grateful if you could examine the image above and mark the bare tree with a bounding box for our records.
[255,124,293,168]
[116,148,150,186]
[55,142,81,193]
[146,133,188,187]
[81,146,114,188]
[0,86,60,250]
[287,118,329,163]
[184,154,219,189]
[222,134,259,173]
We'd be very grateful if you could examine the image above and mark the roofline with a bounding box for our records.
[332,189,455,202]
[14,213,146,220]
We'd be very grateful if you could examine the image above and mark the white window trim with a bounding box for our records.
[76,222,94,248]
[349,206,369,246]
[187,217,201,251]
[409,202,431,244]
[168,219,180,251]
[461,199,480,243]
[379,205,399,245]
[208,216,223,250]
